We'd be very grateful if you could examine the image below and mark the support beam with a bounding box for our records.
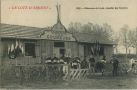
[0,46,1,66]
[136,27,137,58]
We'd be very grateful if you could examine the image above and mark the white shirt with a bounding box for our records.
[130,58,135,65]
[100,60,106,63]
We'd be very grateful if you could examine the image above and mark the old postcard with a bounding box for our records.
[0,0,137,89]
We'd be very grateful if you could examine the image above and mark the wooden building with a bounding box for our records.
[0,5,115,65]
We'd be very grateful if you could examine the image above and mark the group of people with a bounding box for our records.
[82,55,120,76]
[41,56,83,69]
[89,55,137,76]
[40,55,136,77]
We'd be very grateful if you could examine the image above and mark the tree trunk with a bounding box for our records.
[125,47,128,62]
[136,45,137,58]
[136,28,137,58]
[135,27,137,58]
[0,38,2,66]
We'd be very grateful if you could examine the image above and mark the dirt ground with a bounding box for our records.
[1,74,137,89]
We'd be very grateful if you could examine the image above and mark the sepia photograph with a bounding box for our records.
[0,0,137,89]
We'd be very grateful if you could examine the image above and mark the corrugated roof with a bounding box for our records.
[0,23,45,39]
[0,23,115,45]
[73,33,115,45]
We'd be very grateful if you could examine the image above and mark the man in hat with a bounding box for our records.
[111,55,119,76]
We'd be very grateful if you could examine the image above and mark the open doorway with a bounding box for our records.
[54,42,65,58]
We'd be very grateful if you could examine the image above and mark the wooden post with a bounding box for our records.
[46,64,49,81]
[136,28,137,58]
[67,64,71,81]
[0,37,4,87]
[19,66,24,85]
[125,31,128,62]
[0,4,1,66]
[0,37,2,66]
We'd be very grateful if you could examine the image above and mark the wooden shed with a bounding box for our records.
[0,23,115,65]
[0,5,115,65]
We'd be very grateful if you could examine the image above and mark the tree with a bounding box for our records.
[119,25,130,54]
[68,22,114,41]
[90,23,114,41]
[119,26,137,56]
[67,22,82,33]
[128,28,137,55]
[102,23,114,40]
[112,32,120,54]
[128,29,137,48]
[81,22,94,33]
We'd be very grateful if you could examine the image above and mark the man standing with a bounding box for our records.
[111,56,119,76]
[81,57,88,69]
[89,55,95,72]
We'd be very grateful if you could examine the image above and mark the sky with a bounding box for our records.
[1,0,137,31]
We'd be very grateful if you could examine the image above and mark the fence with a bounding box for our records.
[2,57,41,66]
[119,63,137,75]
[64,69,89,80]
[1,62,137,85]
[118,63,129,75]
[1,64,89,83]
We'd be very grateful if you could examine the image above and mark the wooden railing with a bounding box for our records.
[1,61,137,85]
[2,57,41,66]
[64,69,88,80]
[6,64,89,83]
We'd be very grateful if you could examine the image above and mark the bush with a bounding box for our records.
[113,54,137,63]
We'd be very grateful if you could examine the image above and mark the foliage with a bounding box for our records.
[67,22,114,41]
[119,25,130,48]
[128,29,137,48]
[67,22,82,33]
[119,25,137,48]
[119,25,137,54]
